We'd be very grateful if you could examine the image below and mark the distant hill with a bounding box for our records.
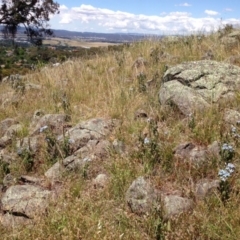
[0,25,162,43]
[52,29,162,43]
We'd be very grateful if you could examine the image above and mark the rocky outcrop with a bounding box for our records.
[126,177,193,218]
[45,118,115,180]
[159,60,240,115]
[1,185,51,220]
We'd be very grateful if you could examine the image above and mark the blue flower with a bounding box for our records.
[144,137,150,144]
[218,163,236,181]
[218,169,231,181]
[226,163,235,173]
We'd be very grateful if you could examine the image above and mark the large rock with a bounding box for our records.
[1,185,51,219]
[159,60,240,115]
[126,177,193,218]
[57,118,115,154]
[45,118,116,180]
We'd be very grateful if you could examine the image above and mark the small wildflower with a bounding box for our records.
[221,143,234,152]
[39,125,48,133]
[144,137,150,144]
[226,163,235,173]
[218,169,230,181]
[218,162,235,181]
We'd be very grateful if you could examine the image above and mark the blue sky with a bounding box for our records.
[49,1,240,34]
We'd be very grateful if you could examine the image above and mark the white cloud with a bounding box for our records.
[59,5,68,11]
[225,8,233,12]
[205,10,219,16]
[51,4,240,34]
[175,3,192,7]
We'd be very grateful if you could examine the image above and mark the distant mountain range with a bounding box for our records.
[0,25,162,43]
[52,29,162,43]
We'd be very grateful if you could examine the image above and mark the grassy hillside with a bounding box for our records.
[1,27,240,239]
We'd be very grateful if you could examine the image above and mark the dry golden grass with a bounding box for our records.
[1,30,240,239]
[43,37,119,48]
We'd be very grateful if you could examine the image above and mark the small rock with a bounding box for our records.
[3,173,16,187]
[162,194,193,219]
[223,109,240,125]
[195,179,220,200]
[0,212,32,228]
[93,174,108,189]
[126,176,158,215]
[112,139,126,154]
[174,142,207,164]
[0,118,18,136]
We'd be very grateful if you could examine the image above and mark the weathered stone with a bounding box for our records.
[162,195,193,219]
[112,139,126,154]
[93,174,108,189]
[174,142,207,164]
[94,140,110,158]
[45,155,91,180]
[1,185,51,219]
[0,118,18,136]
[0,123,23,149]
[159,60,240,116]
[20,175,45,185]
[58,118,115,154]
[25,82,42,90]
[3,174,16,187]
[207,141,220,158]
[29,113,71,136]
[0,150,17,164]
[16,135,46,155]
[223,109,240,125]
[126,177,158,215]
[44,161,62,180]
[3,124,22,138]
[0,213,33,228]
[195,178,220,200]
